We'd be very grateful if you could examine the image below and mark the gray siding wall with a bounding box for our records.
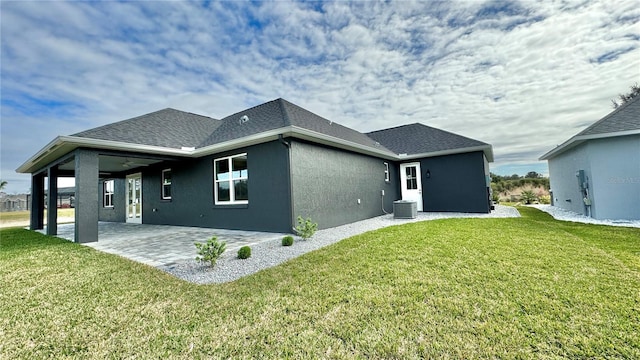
[417,151,491,213]
[290,140,399,230]
[140,140,292,232]
[548,142,591,215]
[550,135,639,220]
[588,135,640,220]
[98,178,126,222]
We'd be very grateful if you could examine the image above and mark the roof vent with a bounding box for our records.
[239,115,249,124]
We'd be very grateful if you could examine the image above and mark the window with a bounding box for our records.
[214,153,248,204]
[384,162,390,182]
[162,169,172,200]
[104,180,114,208]
[405,166,418,190]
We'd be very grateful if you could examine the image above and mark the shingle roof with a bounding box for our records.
[19,98,496,173]
[198,99,288,146]
[280,99,392,151]
[539,96,640,160]
[366,123,489,155]
[576,95,640,136]
[69,100,490,157]
[199,98,393,153]
[73,108,220,148]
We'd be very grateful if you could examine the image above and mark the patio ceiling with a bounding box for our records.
[55,154,165,176]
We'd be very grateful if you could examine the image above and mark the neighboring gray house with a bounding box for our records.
[540,96,640,220]
[17,98,493,243]
[45,187,75,208]
[1,193,29,212]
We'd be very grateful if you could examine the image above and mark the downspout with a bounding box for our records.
[279,134,295,232]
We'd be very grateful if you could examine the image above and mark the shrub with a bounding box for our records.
[294,216,318,240]
[539,195,551,204]
[282,235,294,246]
[195,236,226,266]
[237,246,251,259]
[491,192,500,203]
[520,190,537,204]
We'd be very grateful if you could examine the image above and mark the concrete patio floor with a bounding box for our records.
[38,222,287,267]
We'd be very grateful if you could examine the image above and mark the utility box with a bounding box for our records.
[394,200,417,219]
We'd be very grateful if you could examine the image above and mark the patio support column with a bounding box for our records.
[30,173,45,230]
[46,166,58,235]
[74,150,99,243]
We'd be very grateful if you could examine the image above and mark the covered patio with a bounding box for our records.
[38,222,287,267]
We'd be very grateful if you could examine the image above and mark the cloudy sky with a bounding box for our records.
[1,0,638,194]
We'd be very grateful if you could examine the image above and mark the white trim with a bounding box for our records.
[126,173,142,224]
[161,168,172,200]
[398,144,494,162]
[400,162,423,211]
[17,126,495,174]
[16,135,193,173]
[539,129,640,160]
[103,179,114,208]
[214,153,248,205]
[287,126,398,160]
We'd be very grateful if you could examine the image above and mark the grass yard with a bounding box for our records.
[1,207,639,358]
[0,208,75,228]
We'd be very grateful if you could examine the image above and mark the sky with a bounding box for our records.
[1,0,639,194]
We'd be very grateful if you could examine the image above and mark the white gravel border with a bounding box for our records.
[161,205,520,284]
[529,204,640,228]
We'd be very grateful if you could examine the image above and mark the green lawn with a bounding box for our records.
[1,207,639,358]
[0,209,75,226]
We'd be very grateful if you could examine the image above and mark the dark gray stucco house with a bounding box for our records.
[17,98,494,243]
[540,96,640,220]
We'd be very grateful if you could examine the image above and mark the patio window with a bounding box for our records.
[104,179,114,208]
[162,169,172,200]
[384,162,390,182]
[214,153,248,205]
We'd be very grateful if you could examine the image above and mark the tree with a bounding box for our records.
[611,83,640,108]
[0,180,7,191]
[525,171,541,179]
[520,190,537,204]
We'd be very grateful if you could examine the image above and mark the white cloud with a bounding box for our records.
[1,0,639,193]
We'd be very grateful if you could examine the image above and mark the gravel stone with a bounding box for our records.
[529,204,640,228]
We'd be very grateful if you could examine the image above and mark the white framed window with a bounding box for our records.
[384,162,390,182]
[104,179,114,208]
[214,153,248,205]
[162,169,172,200]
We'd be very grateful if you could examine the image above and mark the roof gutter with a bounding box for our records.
[539,129,640,160]
[398,144,494,162]
[17,127,494,173]
[16,136,194,173]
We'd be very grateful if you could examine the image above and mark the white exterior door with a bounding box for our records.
[126,173,142,223]
[400,162,423,211]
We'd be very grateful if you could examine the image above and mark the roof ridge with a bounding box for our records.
[368,122,489,146]
[72,108,218,136]
[219,98,283,121]
[367,122,423,134]
[277,98,293,126]
[164,108,219,121]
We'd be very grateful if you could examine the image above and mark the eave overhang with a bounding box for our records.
[17,127,494,174]
[397,144,494,162]
[539,129,640,161]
